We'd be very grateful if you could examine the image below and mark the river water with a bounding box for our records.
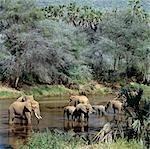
[0,94,117,149]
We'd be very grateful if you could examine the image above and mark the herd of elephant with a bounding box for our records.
[8,94,123,125]
[64,95,123,122]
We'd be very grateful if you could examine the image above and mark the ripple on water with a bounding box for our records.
[0,95,115,148]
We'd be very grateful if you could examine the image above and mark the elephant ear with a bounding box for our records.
[31,100,39,110]
[87,104,93,112]
[69,95,75,101]
[70,95,79,101]
[24,102,32,113]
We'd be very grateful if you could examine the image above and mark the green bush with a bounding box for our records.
[20,131,145,149]
[24,85,75,97]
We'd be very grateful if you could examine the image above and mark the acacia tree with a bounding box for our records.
[84,0,150,83]
[0,0,91,87]
[0,0,44,87]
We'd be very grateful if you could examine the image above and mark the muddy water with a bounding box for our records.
[0,94,116,149]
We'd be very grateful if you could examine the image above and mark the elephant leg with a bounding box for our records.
[102,111,104,116]
[8,110,15,124]
[81,113,84,121]
[20,117,23,125]
[118,107,121,114]
[113,105,116,114]
[25,112,31,125]
[114,108,116,114]
[64,111,67,120]
[86,112,89,121]
[74,101,78,107]
[67,112,70,120]
[72,114,74,121]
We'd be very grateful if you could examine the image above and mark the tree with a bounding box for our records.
[84,0,150,83]
[0,0,91,87]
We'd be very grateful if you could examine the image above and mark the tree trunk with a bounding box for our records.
[15,77,19,88]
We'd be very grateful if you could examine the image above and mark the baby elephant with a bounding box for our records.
[73,103,93,122]
[92,105,106,116]
[106,100,123,114]
[64,106,76,120]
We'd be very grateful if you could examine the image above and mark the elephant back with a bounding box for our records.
[16,96,27,102]
[26,95,34,101]
[64,106,76,114]
[76,103,92,113]
[111,100,122,107]
[69,95,89,106]
[78,96,89,104]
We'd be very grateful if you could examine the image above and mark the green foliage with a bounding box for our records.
[20,130,85,149]
[24,85,75,97]
[0,0,150,87]
[94,87,112,95]
[83,0,150,83]
[0,91,20,98]
[0,0,91,87]
[68,65,92,83]
[92,139,145,149]
[37,0,150,12]
[20,130,145,149]
[130,82,150,97]
[42,3,103,31]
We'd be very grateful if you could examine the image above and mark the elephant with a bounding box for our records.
[63,106,76,120]
[16,96,27,102]
[8,99,42,125]
[105,100,123,114]
[92,105,106,116]
[68,95,89,107]
[73,103,93,122]
[16,95,34,102]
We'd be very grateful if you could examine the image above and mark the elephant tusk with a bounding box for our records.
[35,113,42,120]
[39,116,42,119]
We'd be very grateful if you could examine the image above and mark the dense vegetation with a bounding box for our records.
[0,0,149,90]
[37,0,150,11]
[20,130,145,149]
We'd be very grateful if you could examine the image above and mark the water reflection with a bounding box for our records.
[8,125,32,148]
[0,95,115,148]
[64,121,88,133]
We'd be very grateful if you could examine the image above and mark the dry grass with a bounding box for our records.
[0,85,22,99]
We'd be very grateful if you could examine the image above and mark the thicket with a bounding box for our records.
[0,0,149,88]
[20,130,145,149]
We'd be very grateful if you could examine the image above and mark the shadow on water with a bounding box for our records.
[0,95,117,149]
[64,121,89,133]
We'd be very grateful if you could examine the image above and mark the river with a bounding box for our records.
[0,94,118,149]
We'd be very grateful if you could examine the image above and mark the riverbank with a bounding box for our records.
[20,130,145,149]
[0,82,149,100]
[0,85,22,99]
[0,82,113,99]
